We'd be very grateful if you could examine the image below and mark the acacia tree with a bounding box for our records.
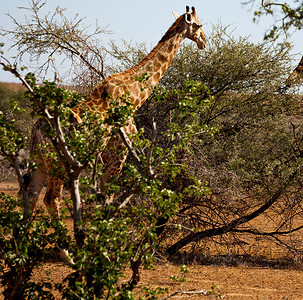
[112,25,303,260]
[0,0,110,89]
[163,33,303,257]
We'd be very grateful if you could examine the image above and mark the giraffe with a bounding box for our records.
[286,55,303,86]
[27,6,206,216]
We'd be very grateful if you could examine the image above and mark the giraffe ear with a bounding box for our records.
[172,11,180,20]
[185,12,192,24]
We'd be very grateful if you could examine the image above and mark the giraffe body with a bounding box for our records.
[28,6,206,215]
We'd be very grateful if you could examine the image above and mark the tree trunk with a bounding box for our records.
[70,171,85,247]
[11,156,30,217]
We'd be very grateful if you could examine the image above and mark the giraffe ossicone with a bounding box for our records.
[27,6,207,216]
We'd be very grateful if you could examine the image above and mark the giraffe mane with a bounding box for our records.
[119,15,185,76]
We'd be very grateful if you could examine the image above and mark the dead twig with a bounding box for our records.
[161,288,213,299]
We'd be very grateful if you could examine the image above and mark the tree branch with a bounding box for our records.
[0,59,34,94]
[50,115,83,169]
[232,224,303,236]
[167,185,287,255]
[118,127,144,171]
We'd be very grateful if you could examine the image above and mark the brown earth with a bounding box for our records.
[1,181,303,299]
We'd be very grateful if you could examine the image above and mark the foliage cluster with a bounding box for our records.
[0,194,70,299]
[0,64,215,299]
[0,83,25,112]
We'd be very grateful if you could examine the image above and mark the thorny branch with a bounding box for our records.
[242,0,303,39]
[2,0,107,80]
[167,181,292,254]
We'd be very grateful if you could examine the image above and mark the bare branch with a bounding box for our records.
[50,115,83,169]
[232,224,303,236]
[1,0,108,80]
[167,183,289,255]
[118,127,143,171]
[161,289,211,300]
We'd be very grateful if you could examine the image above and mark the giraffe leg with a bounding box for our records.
[99,122,137,203]
[43,177,64,218]
[43,177,75,264]
[100,135,127,204]
[27,163,48,212]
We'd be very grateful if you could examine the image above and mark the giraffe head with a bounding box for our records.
[173,6,206,50]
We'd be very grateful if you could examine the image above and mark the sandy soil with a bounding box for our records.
[1,181,303,299]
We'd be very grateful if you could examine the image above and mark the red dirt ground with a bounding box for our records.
[1,181,303,299]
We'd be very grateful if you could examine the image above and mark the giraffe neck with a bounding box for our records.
[71,16,188,120]
[286,55,303,86]
[123,17,187,87]
[294,56,303,81]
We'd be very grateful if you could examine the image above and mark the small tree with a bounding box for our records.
[0,54,215,298]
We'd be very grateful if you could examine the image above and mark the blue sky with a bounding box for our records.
[0,0,302,82]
